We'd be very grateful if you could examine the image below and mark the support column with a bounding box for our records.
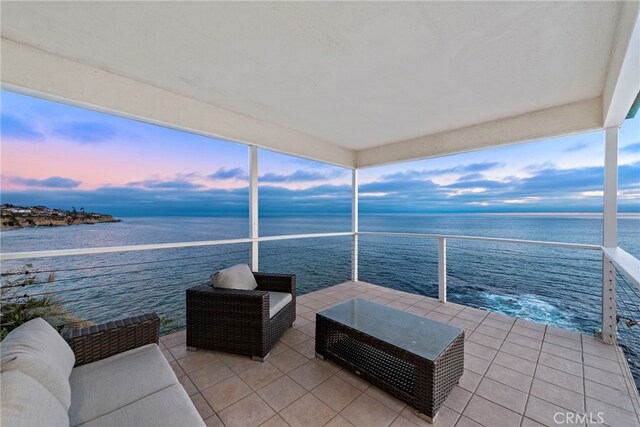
[352,169,359,282]
[602,126,619,344]
[438,238,447,302]
[250,146,259,271]
[603,127,619,247]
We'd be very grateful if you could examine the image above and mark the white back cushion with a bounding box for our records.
[211,264,258,290]
[1,317,75,409]
[1,370,70,427]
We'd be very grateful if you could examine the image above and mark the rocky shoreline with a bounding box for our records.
[1,204,121,230]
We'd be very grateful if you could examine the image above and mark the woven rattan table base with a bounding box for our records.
[316,304,464,422]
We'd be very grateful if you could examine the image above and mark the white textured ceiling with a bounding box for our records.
[1,1,635,167]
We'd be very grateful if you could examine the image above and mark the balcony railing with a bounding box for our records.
[2,230,640,382]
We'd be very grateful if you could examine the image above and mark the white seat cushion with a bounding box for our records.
[1,370,70,427]
[269,291,292,318]
[77,384,205,427]
[211,263,258,290]
[69,344,178,426]
[1,317,75,409]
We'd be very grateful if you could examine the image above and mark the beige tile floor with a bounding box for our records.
[160,281,640,427]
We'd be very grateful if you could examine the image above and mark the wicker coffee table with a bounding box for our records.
[315,298,464,422]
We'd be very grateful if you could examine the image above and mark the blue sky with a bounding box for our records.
[1,90,639,216]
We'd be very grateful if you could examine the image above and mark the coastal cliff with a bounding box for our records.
[1,204,121,230]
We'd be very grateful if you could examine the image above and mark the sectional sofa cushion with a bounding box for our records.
[211,263,258,290]
[68,343,178,426]
[0,370,70,427]
[76,383,205,427]
[269,291,292,318]
[0,317,75,409]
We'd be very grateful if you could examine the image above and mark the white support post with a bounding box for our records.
[602,127,619,344]
[438,238,447,302]
[603,127,619,248]
[249,146,259,272]
[352,169,359,282]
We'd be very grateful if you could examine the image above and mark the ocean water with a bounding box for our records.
[1,214,639,338]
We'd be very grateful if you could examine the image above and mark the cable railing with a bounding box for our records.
[604,247,640,388]
[616,269,640,388]
[0,235,352,335]
[2,229,639,355]
[358,234,603,333]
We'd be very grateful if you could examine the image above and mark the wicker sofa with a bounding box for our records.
[186,272,296,361]
[1,313,204,427]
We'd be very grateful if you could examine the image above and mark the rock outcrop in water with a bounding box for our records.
[1,204,121,230]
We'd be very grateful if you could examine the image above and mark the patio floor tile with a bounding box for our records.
[492,351,537,376]
[260,414,289,427]
[312,375,362,412]
[279,393,336,427]
[530,378,585,413]
[484,364,532,393]
[268,348,309,373]
[524,396,578,426]
[288,360,333,390]
[586,397,640,427]
[190,360,236,390]
[177,350,220,374]
[441,386,472,413]
[462,395,521,427]
[257,375,306,412]
[534,364,583,394]
[190,392,215,420]
[342,394,400,427]
[365,385,408,413]
[159,281,640,427]
[325,414,356,427]
[475,377,528,414]
[218,393,275,427]
[201,375,252,412]
[238,361,283,391]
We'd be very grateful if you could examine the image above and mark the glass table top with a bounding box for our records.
[317,298,464,361]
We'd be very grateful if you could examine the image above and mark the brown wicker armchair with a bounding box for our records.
[185,272,296,361]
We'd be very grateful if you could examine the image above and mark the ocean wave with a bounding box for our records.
[478,292,581,332]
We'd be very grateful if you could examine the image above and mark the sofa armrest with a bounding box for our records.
[254,273,296,297]
[62,313,160,367]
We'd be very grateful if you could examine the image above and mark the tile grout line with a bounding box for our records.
[518,323,546,427]
[449,309,519,426]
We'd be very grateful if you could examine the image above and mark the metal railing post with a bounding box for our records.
[602,255,617,344]
[438,237,447,302]
[352,169,359,282]
[249,145,259,271]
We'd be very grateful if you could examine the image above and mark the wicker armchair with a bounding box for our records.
[186,272,296,361]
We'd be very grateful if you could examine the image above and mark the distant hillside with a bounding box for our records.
[1,204,121,230]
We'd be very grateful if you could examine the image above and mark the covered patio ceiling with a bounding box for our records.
[1,1,638,168]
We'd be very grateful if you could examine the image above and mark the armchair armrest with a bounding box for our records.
[62,313,160,367]
[254,273,296,296]
[186,285,270,320]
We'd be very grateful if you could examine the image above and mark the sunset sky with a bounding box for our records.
[1,90,639,216]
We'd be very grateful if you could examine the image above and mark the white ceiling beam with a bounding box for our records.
[0,38,356,169]
[356,98,603,168]
[602,1,640,128]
